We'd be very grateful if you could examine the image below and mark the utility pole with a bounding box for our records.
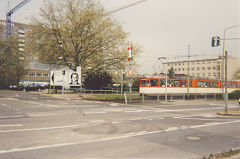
[187,44,190,98]
[224,51,228,113]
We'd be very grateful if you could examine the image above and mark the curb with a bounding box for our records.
[217,112,240,116]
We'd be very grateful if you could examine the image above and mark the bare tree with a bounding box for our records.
[27,0,140,74]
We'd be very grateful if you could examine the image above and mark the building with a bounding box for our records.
[0,20,52,86]
[0,20,29,52]
[162,55,240,81]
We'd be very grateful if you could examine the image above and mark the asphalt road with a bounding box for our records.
[0,90,239,159]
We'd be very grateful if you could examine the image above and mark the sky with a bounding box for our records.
[0,0,239,74]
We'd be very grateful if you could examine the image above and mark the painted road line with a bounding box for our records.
[6,98,59,107]
[164,127,179,132]
[155,107,223,113]
[28,114,56,117]
[173,114,213,119]
[89,120,105,123]
[1,104,7,107]
[0,115,25,119]
[85,112,106,115]
[0,120,240,154]
[0,124,86,133]
[0,124,23,128]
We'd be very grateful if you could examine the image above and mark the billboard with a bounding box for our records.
[50,66,81,89]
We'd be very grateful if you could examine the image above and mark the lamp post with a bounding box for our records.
[221,25,240,92]
[212,24,240,113]
[158,57,167,102]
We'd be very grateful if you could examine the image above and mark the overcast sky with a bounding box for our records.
[0,0,239,74]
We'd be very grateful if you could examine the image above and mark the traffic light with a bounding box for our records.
[211,36,221,47]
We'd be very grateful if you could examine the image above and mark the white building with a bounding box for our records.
[162,55,240,81]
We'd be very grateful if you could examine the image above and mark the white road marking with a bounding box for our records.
[0,124,23,128]
[0,119,240,154]
[89,120,105,123]
[173,114,213,119]
[155,107,222,113]
[1,104,7,107]
[0,115,25,119]
[85,112,106,115]
[0,124,85,133]
[6,98,59,107]
[28,114,56,117]
[164,127,179,132]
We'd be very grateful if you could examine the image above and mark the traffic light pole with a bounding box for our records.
[224,51,228,113]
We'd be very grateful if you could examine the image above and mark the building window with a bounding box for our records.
[207,67,211,70]
[213,66,216,70]
[182,68,185,71]
[192,62,194,65]
[18,34,25,38]
[175,68,177,71]
[202,61,205,64]
[208,73,211,77]
[36,73,42,77]
[197,67,200,70]
[43,73,49,77]
[202,73,205,77]
[178,68,181,71]
[18,28,25,34]
[197,61,200,64]
[208,61,211,64]
[175,63,177,66]
[213,73,216,77]
[191,67,194,71]
[202,67,205,70]
[29,72,35,77]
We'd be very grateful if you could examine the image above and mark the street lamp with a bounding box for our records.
[221,25,240,91]
[212,24,240,113]
[158,57,167,102]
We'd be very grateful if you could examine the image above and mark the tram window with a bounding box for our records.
[181,81,187,87]
[160,80,166,87]
[141,80,149,86]
[214,82,218,87]
[150,79,159,87]
[168,80,173,87]
[209,82,213,87]
[227,82,232,88]
[174,80,180,87]
[204,82,208,87]
[198,81,208,87]
[232,83,237,88]
[187,81,192,87]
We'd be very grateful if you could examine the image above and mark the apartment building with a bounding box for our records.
[162,55,240,81]
[0,20,52,86]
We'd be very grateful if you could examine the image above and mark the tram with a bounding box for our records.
[140,78,240,95]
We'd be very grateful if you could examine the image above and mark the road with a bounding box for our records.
[0,90,239,159]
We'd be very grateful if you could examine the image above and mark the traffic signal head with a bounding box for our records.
[211,36,221,47]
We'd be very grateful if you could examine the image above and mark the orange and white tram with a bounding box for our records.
[140,78,240,95]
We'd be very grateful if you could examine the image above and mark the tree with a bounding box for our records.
[83,71,113,90]
[168,67,175,78]
[0,37,26,89]
[132,78,140,91]
[26,0,140,74]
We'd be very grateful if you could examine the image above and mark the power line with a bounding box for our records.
[104,0,149,16]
